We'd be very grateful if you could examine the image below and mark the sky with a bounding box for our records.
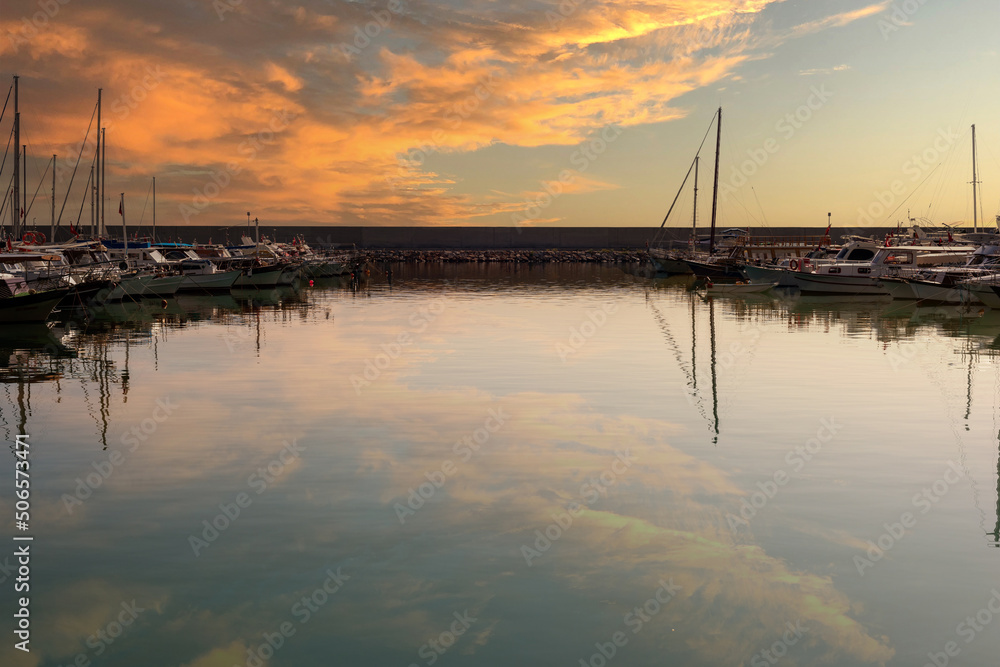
[1,0,998,229]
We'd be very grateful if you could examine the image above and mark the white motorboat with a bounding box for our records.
[789,245,974,296]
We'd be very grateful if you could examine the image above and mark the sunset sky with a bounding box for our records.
[1,0,998,229]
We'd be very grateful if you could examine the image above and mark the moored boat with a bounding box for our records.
[0,287,71,323]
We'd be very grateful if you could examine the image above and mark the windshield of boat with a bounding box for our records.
[879,251,914,266]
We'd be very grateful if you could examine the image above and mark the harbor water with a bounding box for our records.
[2,263,999,667]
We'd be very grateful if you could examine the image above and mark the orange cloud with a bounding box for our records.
[0,0,886,227]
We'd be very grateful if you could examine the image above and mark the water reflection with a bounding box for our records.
[2,268,999,667]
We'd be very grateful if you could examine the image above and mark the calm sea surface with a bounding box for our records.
[3,263,999,667]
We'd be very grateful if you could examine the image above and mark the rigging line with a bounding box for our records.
[646,297,711,428]
[22,158,51,222]
[876,164,941,226]
[651,110,720,246]
[751,187,769,227]
[0,122,14,178]
[20,128,48,186]
[927,132,965,221]
[726,189,763,226]
[0,175,12,222]
[71,165,94,231]
[0,84,11,126]
[137,177,152,227]
[55,101,98,231]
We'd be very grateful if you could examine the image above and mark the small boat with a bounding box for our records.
[0,287,71,323]
[702,281,776,295]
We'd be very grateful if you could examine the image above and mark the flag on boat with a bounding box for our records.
[119,200,123,216]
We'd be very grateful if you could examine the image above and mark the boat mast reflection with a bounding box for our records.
[647,286,719,444]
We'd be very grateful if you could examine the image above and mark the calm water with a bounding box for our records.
[2,264,999,667]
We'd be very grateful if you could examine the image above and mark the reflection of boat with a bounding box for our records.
[173,293,241,317]
[0,323,74,357]
[703,282,775,295]
[0,287,71,323]
[231,285,304,309]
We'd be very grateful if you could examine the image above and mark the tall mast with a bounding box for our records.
[709,106,721,255]
[101,127,106,237]
[12,76,19,240]
[90,165,95,235]
[22,145,26,234]
[691,156,699,249]
[152,176,156,242]
[96,89,101,237]
[121,193,127,253]
[51,154,56,241]
[971,124,979,233]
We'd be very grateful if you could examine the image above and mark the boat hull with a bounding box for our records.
[740,264,799,286]
[277,264,302,285]
[648,251,694,274]
[961,282,1000,308]
[233,263,285,288]
[142,275,186,298]
[906,279,969,305]
[178,270,241,293]
[790,272,890,296]
[878,277,917,300]
[0,288,70,323]
[683,258,743,280]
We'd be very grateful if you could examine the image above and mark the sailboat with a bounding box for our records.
[648,108,830,279]
[648,107,731,276]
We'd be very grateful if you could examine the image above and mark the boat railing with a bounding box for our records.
[740,235,832,247]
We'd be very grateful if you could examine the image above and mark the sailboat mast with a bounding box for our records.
[692,156,699,249]
[22,145,27,234]
[12,76,19,240]
[152,176,156,243]
[709,107,722,255]
[96,89,101,237]
[971,124,979,233]
[51,154,56,241]
[101,127,106,237]
[121,192,127,253]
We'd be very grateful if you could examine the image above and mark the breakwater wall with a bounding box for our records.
[41,225,974,249]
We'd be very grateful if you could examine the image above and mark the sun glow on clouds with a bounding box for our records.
[1,0,886,226]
